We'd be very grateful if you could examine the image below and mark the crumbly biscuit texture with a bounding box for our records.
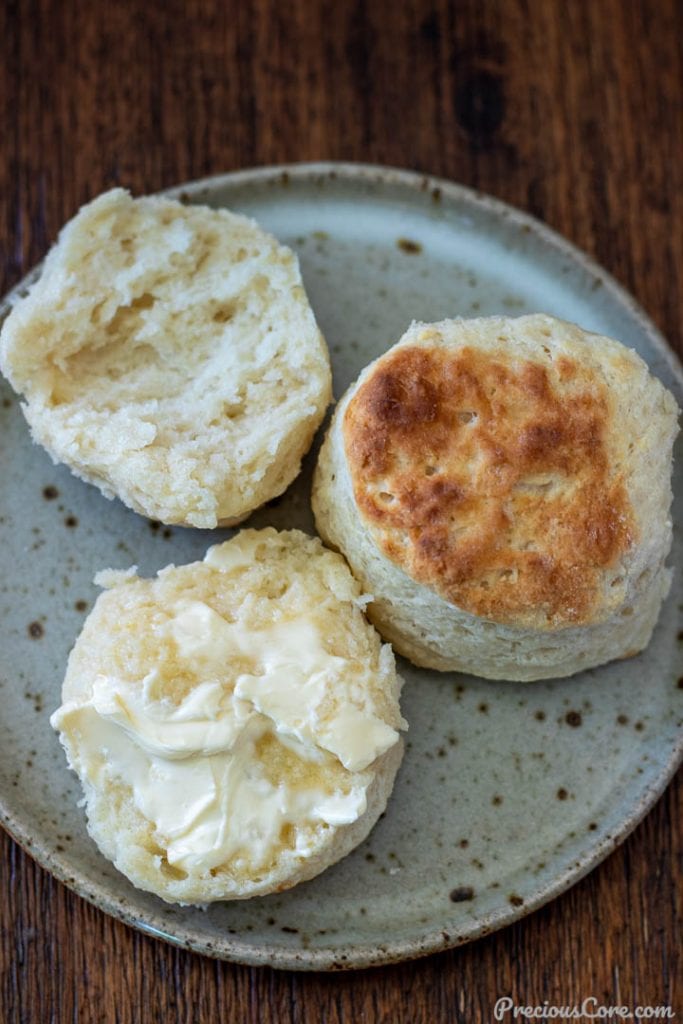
[0,189,331,527]
[51,529,404,904]
[313,315,679,680]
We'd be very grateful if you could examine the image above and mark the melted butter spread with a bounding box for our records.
[51,597,399,874]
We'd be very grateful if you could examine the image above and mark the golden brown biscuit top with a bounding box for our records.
[342,343,635,627]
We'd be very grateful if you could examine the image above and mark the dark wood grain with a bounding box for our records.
[1,0,681,1020]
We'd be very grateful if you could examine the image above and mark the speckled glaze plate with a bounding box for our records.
[1,163,681,971]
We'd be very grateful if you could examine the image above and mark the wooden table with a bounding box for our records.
[1,1,681,1020]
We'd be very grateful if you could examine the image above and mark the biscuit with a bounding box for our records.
[50,528,405,904]
[313,315,679,681]
[0,189,331,527]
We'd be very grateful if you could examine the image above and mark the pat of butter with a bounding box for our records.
[170,600,398,772]
[51,598,398,874]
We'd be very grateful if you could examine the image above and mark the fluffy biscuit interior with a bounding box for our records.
[0,189,331,527]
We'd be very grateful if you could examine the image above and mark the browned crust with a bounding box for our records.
[343,344,635,626]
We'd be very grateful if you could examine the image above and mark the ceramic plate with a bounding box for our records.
[1,163,681,970]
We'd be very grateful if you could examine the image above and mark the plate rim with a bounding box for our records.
[1,160,681,971]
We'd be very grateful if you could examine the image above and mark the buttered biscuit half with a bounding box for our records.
[0,189,331,528]
[51,528,405,904]
[313,315,679,681]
